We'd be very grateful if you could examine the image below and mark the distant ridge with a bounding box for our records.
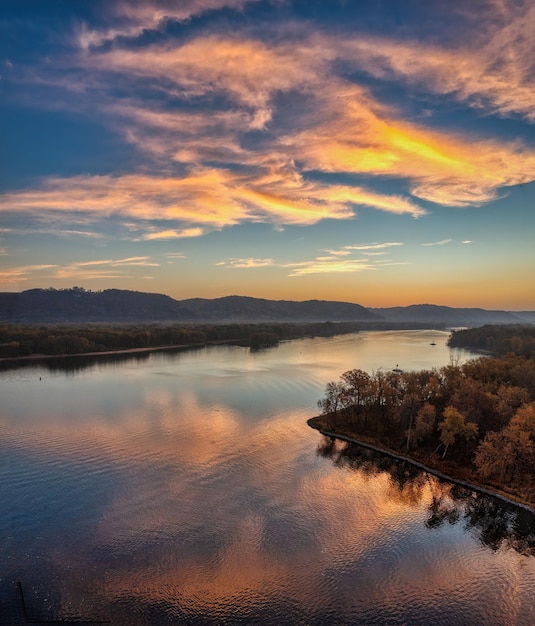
[0,288,379,323]
[179,295,378,323]
[0,288,531,325]
[371,304,525,326]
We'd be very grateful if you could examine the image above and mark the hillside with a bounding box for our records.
[0,288,379,323]
[0,289,531,325]
[371,304,524,326]
[179,295,378,323]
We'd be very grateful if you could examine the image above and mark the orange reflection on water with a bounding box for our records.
[1,345,534,624]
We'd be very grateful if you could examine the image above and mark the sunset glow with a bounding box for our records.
[1,0,534,309]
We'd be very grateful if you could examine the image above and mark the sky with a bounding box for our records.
[1,0,534,310]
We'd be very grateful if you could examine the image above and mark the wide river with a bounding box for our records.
[1,330,534,625]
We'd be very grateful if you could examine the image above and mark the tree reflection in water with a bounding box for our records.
[0,345,205,375]
[317,435,535,557]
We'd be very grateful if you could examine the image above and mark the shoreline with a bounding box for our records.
[307,418,535,514]
[0,339,239,365]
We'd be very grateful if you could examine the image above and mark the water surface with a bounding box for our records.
[1,330,534,625]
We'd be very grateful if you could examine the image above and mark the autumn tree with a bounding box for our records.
[474,403,535,484]
[407,402,436,450]
[437,406,478,458]
[475,430,516,482]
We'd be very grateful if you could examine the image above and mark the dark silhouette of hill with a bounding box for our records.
[513,311,535,323]
[371,304,525,326]
[179,295,378,322]
[0,288,379,323]
[0,289,531,325]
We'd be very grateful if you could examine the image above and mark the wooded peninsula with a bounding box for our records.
[310,325,535,509]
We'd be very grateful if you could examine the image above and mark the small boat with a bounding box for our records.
[430,342,436,346]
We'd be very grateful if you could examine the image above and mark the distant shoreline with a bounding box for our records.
[0,339,237,365]
[307,418,535,514]
[0,322,452,366]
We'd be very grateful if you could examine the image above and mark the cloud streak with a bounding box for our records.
[0,264,58,284]
[216,242,407,277]
[1,167,424,231]
[76,0,260,50]
[0,257,159,285]
[421,239,453,246]
[336,1,535,122]
[216,258,274,269]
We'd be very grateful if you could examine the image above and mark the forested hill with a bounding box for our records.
[371,304,523,325]
[0,288,379,323]
[0,288,531,325]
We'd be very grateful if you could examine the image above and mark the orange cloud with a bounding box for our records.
[285,83,535,207]
[77,29,535,210]
[10,0,535,247]
[1,163,424,230]
[89,36,313,116]
[77,0,260,49]
[0,257,161,286]
[142,228,204,240]
[0,264,57,283]
[336,2,535,122]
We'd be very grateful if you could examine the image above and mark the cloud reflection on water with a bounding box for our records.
[1,336,534,623]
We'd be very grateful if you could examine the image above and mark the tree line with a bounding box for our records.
[0,321,379,358]
[314,351,535,506]
[0,320,449,359]
[448,324,535,359]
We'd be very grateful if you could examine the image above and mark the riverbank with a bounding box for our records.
[308,416,535,514]
[0,339,239,365]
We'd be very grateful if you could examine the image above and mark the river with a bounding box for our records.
[1,329,534,625]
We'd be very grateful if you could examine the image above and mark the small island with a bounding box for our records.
[309,325,535,510]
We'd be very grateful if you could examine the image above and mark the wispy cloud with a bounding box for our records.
[286,242,407,276]
[421,239,453,246]
[141,228,204,240]
[0,257,160,285]
[344,243,404,251]
[75,256,157,267]
[76,0,260,50]
[216,258,274,269]
[52,257,159,280]
[0,167,424,232]
[286,258,375,277]
[216,241,408,277]
[335,2,535,122]
[0,226,104,239]
[0,264,58,284]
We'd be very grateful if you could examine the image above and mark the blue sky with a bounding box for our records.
[1,0,534,309]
